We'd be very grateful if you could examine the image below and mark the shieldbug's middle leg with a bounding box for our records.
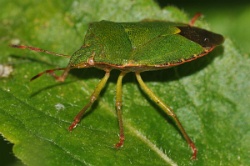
[115,71,127,148]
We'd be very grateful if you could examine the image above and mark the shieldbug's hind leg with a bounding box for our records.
[68,70,110,131]
[135,72,197,160]
[189,13,202,26]
[115,72,127,148]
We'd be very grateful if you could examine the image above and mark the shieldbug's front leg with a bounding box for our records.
[30,67,71,82]
[135,72,197,160]
[68,70,111,131]
[115,71,127,148]
[10,44,71,82]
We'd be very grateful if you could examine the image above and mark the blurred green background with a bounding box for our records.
[1,0,249,165]
[157,0,250,53]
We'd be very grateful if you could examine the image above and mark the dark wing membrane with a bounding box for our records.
[178,26,224,48]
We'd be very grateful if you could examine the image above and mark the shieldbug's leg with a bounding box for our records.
[30,67,71,82]
[135,72,197,160]
[189,13,202,26]
[10,44,72,82]
[68,70,111,131]
[115,72,127,148]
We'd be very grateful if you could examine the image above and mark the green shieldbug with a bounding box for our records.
[11,13,224,159]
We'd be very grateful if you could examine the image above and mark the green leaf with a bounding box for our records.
[0,0,249,166]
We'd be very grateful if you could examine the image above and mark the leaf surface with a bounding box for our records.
[0,0,249,165]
